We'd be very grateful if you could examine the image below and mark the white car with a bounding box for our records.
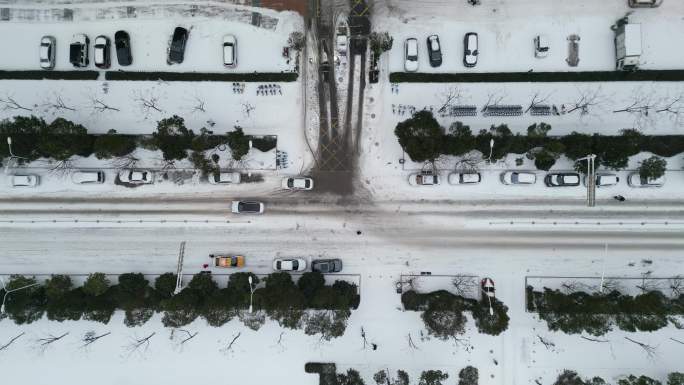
[585,173,619,187]
[71,170,105,184]
[448,172,481,185]
[231,200,265,214]
[282,177,314,190]
[118,170,153,184]
[93,35,111,69]
[11,174,39,187]
[627,172,665,188]
[39,36,56,70]
[208,171,241,184]
[408,173,440,186]
[223,34,237,68]
[273,258,307,272]
[463,32,478,67]
[404,38,419,72]
[501,171,536,185]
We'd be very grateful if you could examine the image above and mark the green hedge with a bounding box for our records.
[401,289,509,336]
[0,272,359,334]
[105,71,298,82]
[389,69,684,83]
[526,286,684,336]
[0,70,100,80]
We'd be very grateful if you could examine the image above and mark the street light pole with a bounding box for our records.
[487,139,495,164]
[0,277,40,314]
[578,154,597,207]
[4,136,28,174]
[248,275,255,313]
[480,287,494,316]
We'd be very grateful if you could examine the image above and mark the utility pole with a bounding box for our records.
[174,241,186,295]
[578,154,597,207]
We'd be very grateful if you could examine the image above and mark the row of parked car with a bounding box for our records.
[408,171,666,188]
[404,33,479,71]
[211,254,344,273]
[40,31,132,69]
[39,27,238,69]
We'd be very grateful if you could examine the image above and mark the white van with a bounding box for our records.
[72,170,105,184]
[223,35,237,68]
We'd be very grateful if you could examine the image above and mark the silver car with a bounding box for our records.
[40,36,56,70]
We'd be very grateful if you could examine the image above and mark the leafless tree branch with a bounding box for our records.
[81,331,111,348]
[0,95,33,111]
[581,336,609,343]
[437,86,462,114]
[451,274,477,297]
[220,332,241,354]
[625,337,658,359]
[0,332,25,351]
[407,333,419,350]
[124,332,156,357]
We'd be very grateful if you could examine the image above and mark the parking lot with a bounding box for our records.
[380,0,684,73]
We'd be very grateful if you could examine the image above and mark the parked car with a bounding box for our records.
[426,34,442,67]
[447,172,481,185]
[585,173,619,187]
[282,176,314,190]
[71,170,105,184]
[534,34,549,58]
[11,174,39,187]
[208,171,241,185]
[93,35,111,69]
[628,0,662,7]
[544,172,580,187]
[167,27,188,64]
[39,36,56,70]
[463,32,478,67]
[231,200,264,214]
[404,38,419,72]
[69,34,90,67]
[501,171,536,185]
[481,277,495,298]
[408,173,440,186]
[273,258,307,272]
[114,30,132,66]
[627,172,665,188]
[311,259,343,273]
[212,254,245,268]
[118,170,153,184]
[223,34,237,68]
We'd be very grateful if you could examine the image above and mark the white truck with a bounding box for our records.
[615,23,642,71]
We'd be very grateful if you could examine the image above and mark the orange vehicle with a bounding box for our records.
[212,255,245,268]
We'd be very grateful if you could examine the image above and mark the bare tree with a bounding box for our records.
[407,333,419,350]
[35,332,69,354]
[565,86,609,116]
[270,331,286,352]
[536,335,557,352]
[581,336,609,343]
[110,154,139,170]
[361,327,368,350]
[670,337,684,345]
[192,96,206,114]
[625,337,658,359]
[123,332,156,358]
[134,90,163,119]
[0,95,33,111]
[170,329,198,347]
[41,94,76,115]
[525,91,553,113]
[480,89,507,112]
[655,93,684,126]
[0,332,25,351]
[220,332,241,355]
[613,87,658,128]
[451,275,476,297]
[47,158,76,177]
[437,86,463,114]
[89,95,120,113]
[242,101,255,118]
[81,331,111,349]
[669,276,683,297]
[636,271,661,293]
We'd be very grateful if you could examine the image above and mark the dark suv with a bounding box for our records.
[115,30,132,66]
[168,27,188,64]
[426,35,442,67]
[311,259,343,273]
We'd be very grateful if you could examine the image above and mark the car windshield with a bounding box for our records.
[292,261,299,270]
[276,261,281,269]
[287,179,294,188]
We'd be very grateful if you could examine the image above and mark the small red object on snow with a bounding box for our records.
[203,263,209,269]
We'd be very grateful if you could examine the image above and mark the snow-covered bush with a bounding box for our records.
[458,366,478,385]
[419,370,448,385]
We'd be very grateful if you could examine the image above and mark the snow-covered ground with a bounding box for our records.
[375,0,684,73]
[0,4,300,72]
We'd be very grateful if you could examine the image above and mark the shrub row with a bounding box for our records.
[105,71,298,82]
[0,70,100,80]
[389,70,684,83]
[396,111,683,172]
[401,289,510,336]
[0,272,359,337]
[0,115,274,169]
[553,370,684,385]
[526,286,684,336]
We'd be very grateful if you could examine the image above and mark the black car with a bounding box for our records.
[544,172,581,187]
[311,259,343,273]
[115,30,132,66]
[426,35,442,67]
[168,27,188,64]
